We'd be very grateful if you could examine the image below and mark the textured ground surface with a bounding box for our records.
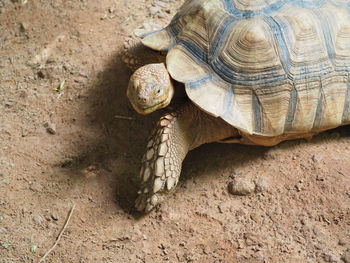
[0,0,349,262]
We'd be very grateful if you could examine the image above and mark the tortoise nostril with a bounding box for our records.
[138,96,147,103]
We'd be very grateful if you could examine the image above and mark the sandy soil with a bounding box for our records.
[0,0,349,262]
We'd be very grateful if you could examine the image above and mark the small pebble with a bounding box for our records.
[0,227,8,234]
[33,215,44,225]
[51,213,59,221]
[149,6,160,15]
[254,251,265,260]
[338,238,347,246]
[237,238,245,249]
[243,232,259,246]
[29,182,43,192]
[157,13,166,18]
[316,174,325,181]
[250,213,259,222]
[218,203,225,213]
[43,122,56,134]
[228,178,255,196]
[73,77,87,84]
[38,68,54,79]
[295,183,303,192]
[322,252,338,263]
[312,154,323,163]
[19,22,28,32]
[254,178,268,193]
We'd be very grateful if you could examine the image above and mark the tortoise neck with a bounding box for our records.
[175,103,239,150]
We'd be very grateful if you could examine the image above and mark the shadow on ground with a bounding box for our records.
[57,47,350,215]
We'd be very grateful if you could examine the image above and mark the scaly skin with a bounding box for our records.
[127,63,174,114]
[135,103,239,212]
[122,36,166,72]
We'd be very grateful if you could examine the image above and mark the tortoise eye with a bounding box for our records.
[156,88,163,96]
[156,89,163,96]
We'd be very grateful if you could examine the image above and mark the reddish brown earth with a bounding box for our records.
[0,1,349,262]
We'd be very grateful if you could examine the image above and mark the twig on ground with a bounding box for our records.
[114,115,135,120]
[38,204,76,263]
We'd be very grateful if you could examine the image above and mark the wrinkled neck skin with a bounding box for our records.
[175,103,239,151]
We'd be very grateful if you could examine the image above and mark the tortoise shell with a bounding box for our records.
[141,0,350,139]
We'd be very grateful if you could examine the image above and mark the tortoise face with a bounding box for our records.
[127,63,174,115]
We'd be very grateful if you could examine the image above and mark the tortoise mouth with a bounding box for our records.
[143,103,167,114]
[127,84,173,115]
[130,95,172,115]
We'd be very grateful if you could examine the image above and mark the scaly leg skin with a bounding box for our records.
[135,102,238,212]
[122,36,166,72]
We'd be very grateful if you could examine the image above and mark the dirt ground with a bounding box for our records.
[0,0,349,262]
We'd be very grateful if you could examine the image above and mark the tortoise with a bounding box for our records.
[125,0,350,212]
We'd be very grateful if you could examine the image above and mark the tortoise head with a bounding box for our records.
[127,63,174,115]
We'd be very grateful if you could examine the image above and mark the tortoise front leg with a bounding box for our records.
[135,103,238,212]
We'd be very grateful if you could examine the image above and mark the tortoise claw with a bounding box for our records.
[135,192,164,212]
